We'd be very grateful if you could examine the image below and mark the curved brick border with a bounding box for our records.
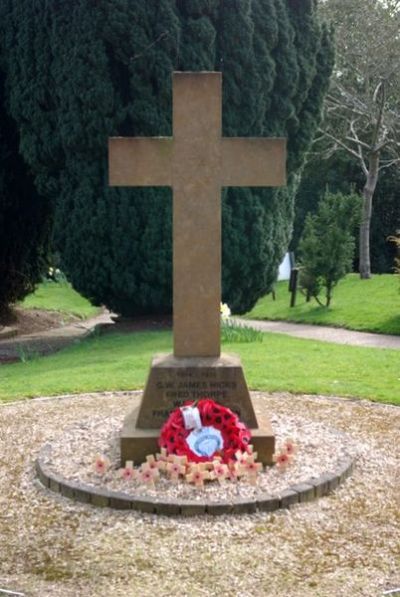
[36,443,355,516]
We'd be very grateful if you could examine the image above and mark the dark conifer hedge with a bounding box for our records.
[0,70,50,319]
[0,0,333,315]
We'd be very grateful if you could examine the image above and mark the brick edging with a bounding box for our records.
[36,443,355,516]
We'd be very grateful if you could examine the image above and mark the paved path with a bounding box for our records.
[1,311,400,362]
[0,311,114,362]
[234,318,400,350]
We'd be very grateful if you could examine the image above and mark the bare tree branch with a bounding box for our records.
[378,158,400,171]
[371,81,386,149]
[346,127,371,150]
[129,31,170,62]
[374,138,391,152]
[320,129,369,174]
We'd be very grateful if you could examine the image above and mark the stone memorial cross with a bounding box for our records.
[109,72,286,358]
[109,72,286,465]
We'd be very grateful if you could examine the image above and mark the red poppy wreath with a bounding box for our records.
[158,398,251,464]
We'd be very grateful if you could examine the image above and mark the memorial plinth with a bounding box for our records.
[109,72,286,465]
[121,353,275,464]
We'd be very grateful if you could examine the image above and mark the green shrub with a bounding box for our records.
[299,191,360,307]
[221,319,263,344]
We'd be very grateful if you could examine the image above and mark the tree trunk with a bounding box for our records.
[359,152,379,279]
[326,279,332,307]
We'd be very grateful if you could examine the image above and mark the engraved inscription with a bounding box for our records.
[136,354,258,429]
[151,405,242,419]
[149,369,242,420]
[156,377,238,401]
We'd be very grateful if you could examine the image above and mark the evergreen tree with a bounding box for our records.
[0,70,50,319]
[2,0,180,315]
[217,0,276,312]
[176,0,218,70]
[299,191,360,307]
[1,0,334,316]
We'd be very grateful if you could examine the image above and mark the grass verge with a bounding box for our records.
[245,274,400,335]
[1,330,399,405]
[20,281,100,320]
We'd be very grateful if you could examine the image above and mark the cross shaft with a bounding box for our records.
[109,72,286,358]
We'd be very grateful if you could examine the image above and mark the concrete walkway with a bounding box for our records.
[1,311,400,363]
[234,318,400,350]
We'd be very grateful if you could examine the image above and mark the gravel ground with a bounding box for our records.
[44,396,355,502]
[0,391,399,597]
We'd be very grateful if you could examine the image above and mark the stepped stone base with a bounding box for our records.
[120,353,275,465]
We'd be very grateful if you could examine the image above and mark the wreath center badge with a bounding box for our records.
[159,398,252,463]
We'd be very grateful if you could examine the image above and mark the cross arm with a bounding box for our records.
[109,137,173,187]
[221,138,286,187]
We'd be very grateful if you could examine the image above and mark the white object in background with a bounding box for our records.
[278,252,292,281]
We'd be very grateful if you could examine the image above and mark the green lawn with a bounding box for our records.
[1,275,398,407]
[20,280,100,319]
[1,330,399,406]
[245,273,400,335]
